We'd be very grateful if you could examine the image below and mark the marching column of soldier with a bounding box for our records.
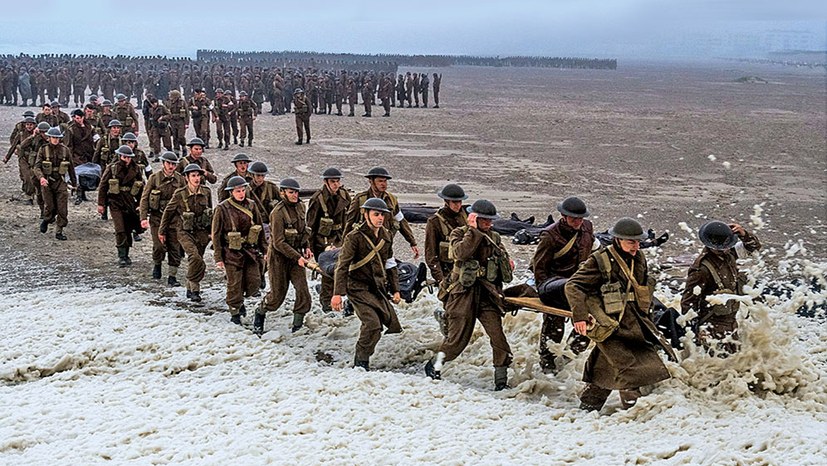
[3,95,763,412]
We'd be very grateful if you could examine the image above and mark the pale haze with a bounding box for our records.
[0,0,824,58]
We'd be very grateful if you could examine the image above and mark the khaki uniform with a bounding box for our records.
[532,220,595,365]
[175,155,218,184]
[237,99,257,145]
[188,96,211,146]
[293,93,311,142]
[165,96,189,153]
[114,102,140,135]
[565,245,675,410]
[98,160,145,249]
[438,226,513,368]
[33,142,77,232]
[424,207,467,284]
[212,95,234,146]
[16,133,47,203]
[681,231,761,354]
[333,222,401,363]
[140,170,186,268]
[92,135,121,169]
[248,179,280,222]
[306,185,352,311]
[212,198,266,314]
[64,120,95,166]
[345,189,417,249]
[148,104,172,155]
[259,199,312,316]
[159,186,213,293]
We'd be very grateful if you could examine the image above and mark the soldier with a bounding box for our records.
[236,91,257,147]
[226,89,240,146]
[148,96,172,157]
[64,109,95,166]
[254,178,313,335]
[566,218,675,412]
[36,103,60,127]
[51,101,71,125]
[92,119,123,170]
[99,100,115,128]
[412,72,420,107]
[4,115,36,166]
[10,121,51,208]
[395,74,405,109]
[159,163,213,302]
[346,78,357,117]
[424,184,468,335]
[344,167,419,259]
[212,176,266,324]
[405,72,414,107]
[332,198,402,370]
[378,76,392,117]
[681,220,761,355]
[531,196,594,373]
[293,88,311,145]
[247,161,280,221]
[188,88,211,149]
[333,78,344,116]
[218,153,253,202]
[114,93,140,136]
[432,73,441,108]
[211,88,232,150]
[121,132,152,176]
[307,168,352,313]
[165,89,189,156]
[97,145,145,267]
[140,151,185,285]
[83,103,103,135]
[361,78,373,117]
[424,200,514,390]
[175,138,217,184]
[33,127,77,240]
[420,73,430,108]
[73,68,86,108]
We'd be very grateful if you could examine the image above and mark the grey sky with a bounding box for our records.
[0,0,824,58]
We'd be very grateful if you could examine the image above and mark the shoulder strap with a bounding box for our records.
[348,231,386,272]
[553,234,579,260]
[228,198,254,221]
[700,260,726,290]
[434,212,451,237]
[318,190,330,217]
[594,248,612,282]
[607,245,639,287]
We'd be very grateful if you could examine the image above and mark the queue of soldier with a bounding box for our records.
[3,102,760,413]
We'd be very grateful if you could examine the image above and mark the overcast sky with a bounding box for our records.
[0,0,824,58]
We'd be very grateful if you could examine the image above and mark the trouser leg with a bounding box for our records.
[478,304,513,367]
[353,300,383,361]
[580,384,612,411]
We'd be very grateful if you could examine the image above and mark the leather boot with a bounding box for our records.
[291,312,304,333]
[117,247,128,267]
[353,357,369,371]
[494,366,510,391]
[253,312,265,336]
[230,313,241,325]
[424,359,441,380]
[124,247,132,266]
[152,263,162,279]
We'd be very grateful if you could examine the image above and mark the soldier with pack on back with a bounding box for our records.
[566,218,676,412]
[113,93,139,136]
[307,167,352,313]
[424,183,468,335]
[212,176,267,325]
[34,127,77,241]
[97,145,145,267]
[159,163,214,302]
[531,196,594,373]
[188,88,211,149]
[237,91,257,147]
[11,121,51,209]
[424,200,515,391]
[140,151,185,286]
[254,178,313,335]
[681,220,761,356]
[164,89,189,156]
[332,198,402,371]
[218,153,253,202]
[211,88,232,150]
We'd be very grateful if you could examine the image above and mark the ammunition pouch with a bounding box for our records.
[227,231,243,250]
[27,152,37,167]
[182,211,195,231]
[600,282,627,315]
[130,180,143,197]
[498,255,513,284]
[485,258,499,282]
[108,178,120,193]
[196,208,213,229]
[456,260,480,287]
[318,217,334,237]
[58,161,70,176]
[284,227,300,247]
[149,189,162,211]
[41,160,52,176]
[438,241,451,262]
[710,289,738,315]
[247,224,262,245]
